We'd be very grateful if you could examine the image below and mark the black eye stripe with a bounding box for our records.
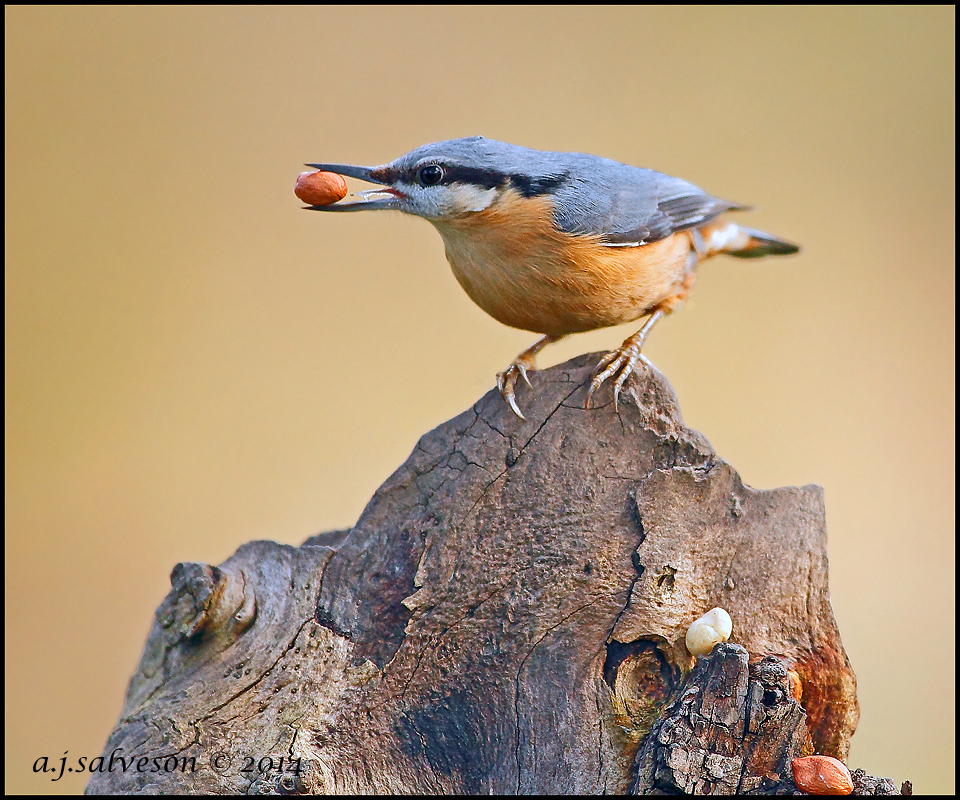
[408,165,507,189]
[441,166,507,189]
[509,173,568,198]
[397,165,568,197]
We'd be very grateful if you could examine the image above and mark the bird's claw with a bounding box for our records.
[496,360,535,419]
[585,345,651,410]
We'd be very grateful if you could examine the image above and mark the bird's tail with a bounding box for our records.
[726,226,800,259]
[696,221,800,259]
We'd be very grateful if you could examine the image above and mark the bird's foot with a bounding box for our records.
[496,355,536,420]
[585,339,652,411]
[495,334,563,420]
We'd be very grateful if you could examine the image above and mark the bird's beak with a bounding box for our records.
[303,163,404,211]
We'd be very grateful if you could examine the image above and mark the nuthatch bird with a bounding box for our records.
[306,137,798,418]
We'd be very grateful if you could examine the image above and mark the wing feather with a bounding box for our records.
[551,160,742,246]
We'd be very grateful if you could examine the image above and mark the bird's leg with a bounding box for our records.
[585,311,664,411]
[497,334,564,419]
[585,268,698,411]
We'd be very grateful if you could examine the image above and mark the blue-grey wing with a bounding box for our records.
[552,162,743,245]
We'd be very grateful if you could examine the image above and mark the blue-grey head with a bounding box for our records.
[305,136,584,220]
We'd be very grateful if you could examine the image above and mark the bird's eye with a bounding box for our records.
[418,165,444,186]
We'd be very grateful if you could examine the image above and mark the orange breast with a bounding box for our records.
[431,190,691,336]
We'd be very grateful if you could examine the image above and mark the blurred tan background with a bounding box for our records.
[5,6,954,794]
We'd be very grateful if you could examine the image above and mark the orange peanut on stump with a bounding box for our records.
[295,170,348,206]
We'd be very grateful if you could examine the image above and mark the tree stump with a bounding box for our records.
[87,354,875,794]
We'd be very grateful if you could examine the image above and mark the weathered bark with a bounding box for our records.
[632,644,908,795]
[633,644,812,794]
[87,354,864,794]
